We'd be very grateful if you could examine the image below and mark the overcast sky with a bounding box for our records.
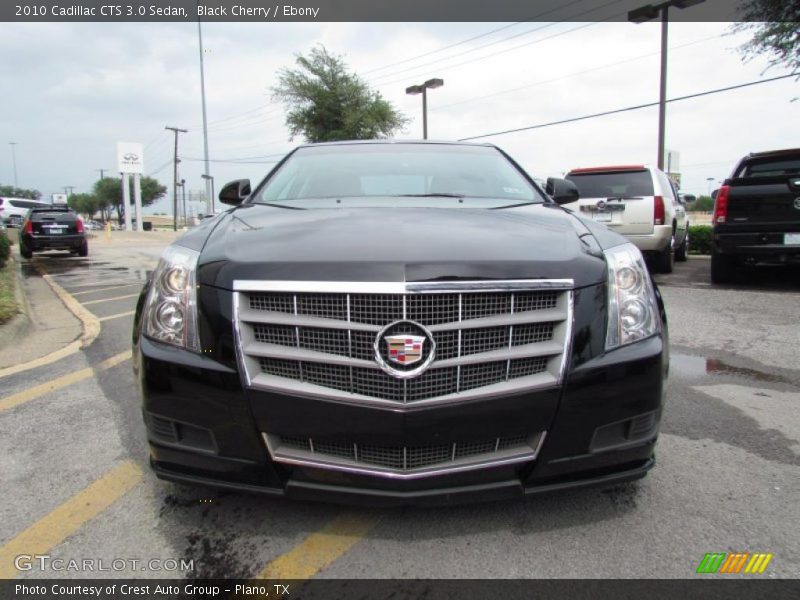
[1,18,798,214]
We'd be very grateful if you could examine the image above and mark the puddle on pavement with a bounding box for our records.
[21,256,149,288]
[670,353,789,384]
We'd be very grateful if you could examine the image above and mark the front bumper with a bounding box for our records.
[135,330,666,505]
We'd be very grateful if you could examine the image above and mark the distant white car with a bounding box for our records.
[0,197,51,227]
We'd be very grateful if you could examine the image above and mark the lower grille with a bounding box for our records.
[264,432,545,479]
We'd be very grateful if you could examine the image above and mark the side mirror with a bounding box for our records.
[546,177,580,205]
[682,194,696,204]
[219,179,251,206]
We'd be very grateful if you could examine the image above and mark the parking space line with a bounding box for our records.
[71,284,141,296]
[256,512,380,580]
[0,461,143,578]
[0,350,131,413]
[98,310,136,322]
[82,293,139,306]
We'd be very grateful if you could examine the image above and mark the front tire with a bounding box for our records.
[710,250,736,284]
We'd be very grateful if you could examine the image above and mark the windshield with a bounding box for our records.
[250,143,542,205]
[566,170,654,198]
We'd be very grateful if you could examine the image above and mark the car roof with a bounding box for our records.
[746,148,800,159]
[295,139,497,150]
[567,165,649,174]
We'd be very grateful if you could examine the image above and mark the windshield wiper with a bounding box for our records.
[257,202,305,210]
[397,193,465,198]
[491,201,541,209]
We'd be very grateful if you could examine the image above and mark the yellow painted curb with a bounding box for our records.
[0,263,102,379]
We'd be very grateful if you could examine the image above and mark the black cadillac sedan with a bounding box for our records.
[133,141,668,505]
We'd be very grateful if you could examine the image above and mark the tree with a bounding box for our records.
[67,193,102,220]
[0,184,42,200]
[732,2,800,86]
[692,195,715,212]
[272,46,409,142]
[93,176,167,223]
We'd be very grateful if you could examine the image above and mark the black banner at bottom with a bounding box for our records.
[3,579,800,600]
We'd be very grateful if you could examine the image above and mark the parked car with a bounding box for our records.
[0,197,51,227]
[18,205,88,258]
[563,165,685,273]
[711,148,800,283]
[133,140,668,505]
[675,193,696,261]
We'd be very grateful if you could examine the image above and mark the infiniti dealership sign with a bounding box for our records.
[117,142,143,174]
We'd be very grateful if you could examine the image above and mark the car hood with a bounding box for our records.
[195,203,610,289]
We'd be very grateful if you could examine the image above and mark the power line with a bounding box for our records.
[458,73,798,142]
[368,0,623,86]
[360,0,590,77]
[430,33,723,113]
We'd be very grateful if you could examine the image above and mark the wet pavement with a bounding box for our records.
[1,243,798,579]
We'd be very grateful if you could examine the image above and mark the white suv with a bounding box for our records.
[0,197,51,227]
[563,165,686,273]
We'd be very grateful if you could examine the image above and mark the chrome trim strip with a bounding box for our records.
[263,432,547,480]
[234,279,574,294]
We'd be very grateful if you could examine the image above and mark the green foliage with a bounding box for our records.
[692,195,715,212]
[688,225,712,255]
[0,231,10,267]
[0,184,42,200]
[93,176,167,222]
[272,45,409,142]
[732,3,800,91]
[68,193,103,220]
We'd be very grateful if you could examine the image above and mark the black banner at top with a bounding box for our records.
[0,0,772,23]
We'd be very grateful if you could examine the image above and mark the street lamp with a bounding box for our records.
[405,78,444,140]
[9,142,18,187]
[200,173,215,215]
[628,0,706,170]
[706,177,714,195]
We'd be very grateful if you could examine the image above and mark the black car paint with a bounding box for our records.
[133,141,668,504]
[19,207,87,255]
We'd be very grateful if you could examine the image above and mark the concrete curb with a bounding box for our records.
[0,256,31,343]
[0,257,100,379]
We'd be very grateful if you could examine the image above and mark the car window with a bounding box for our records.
[565,170,654,198]
[738,157,800,177]
[252,144,541,204]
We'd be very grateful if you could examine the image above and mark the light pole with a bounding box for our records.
[9,142,18,187]
[180,179,187,227]
[201,173,215,215]
[706,177,714,195]
[405,78,444,139]
[197,17,212,214]
[628,0,706,170]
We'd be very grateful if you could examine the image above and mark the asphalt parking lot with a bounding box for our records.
[0,234,798,581]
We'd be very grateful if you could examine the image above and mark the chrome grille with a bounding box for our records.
[236,280,573,406]
[265,431,546,477]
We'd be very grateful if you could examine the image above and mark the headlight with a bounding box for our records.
[605,243,660,350]
[143,245,200,351]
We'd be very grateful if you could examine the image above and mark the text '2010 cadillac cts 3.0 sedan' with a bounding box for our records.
[133,141,668,505]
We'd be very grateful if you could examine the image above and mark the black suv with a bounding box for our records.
[19,205,88,258]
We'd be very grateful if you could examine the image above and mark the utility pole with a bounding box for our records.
[64,186,75,196]
[9,142,18,187]
[96,169,106,180]
[165,126,188,232]
[197,19,212,215]
[181,178,187,227]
